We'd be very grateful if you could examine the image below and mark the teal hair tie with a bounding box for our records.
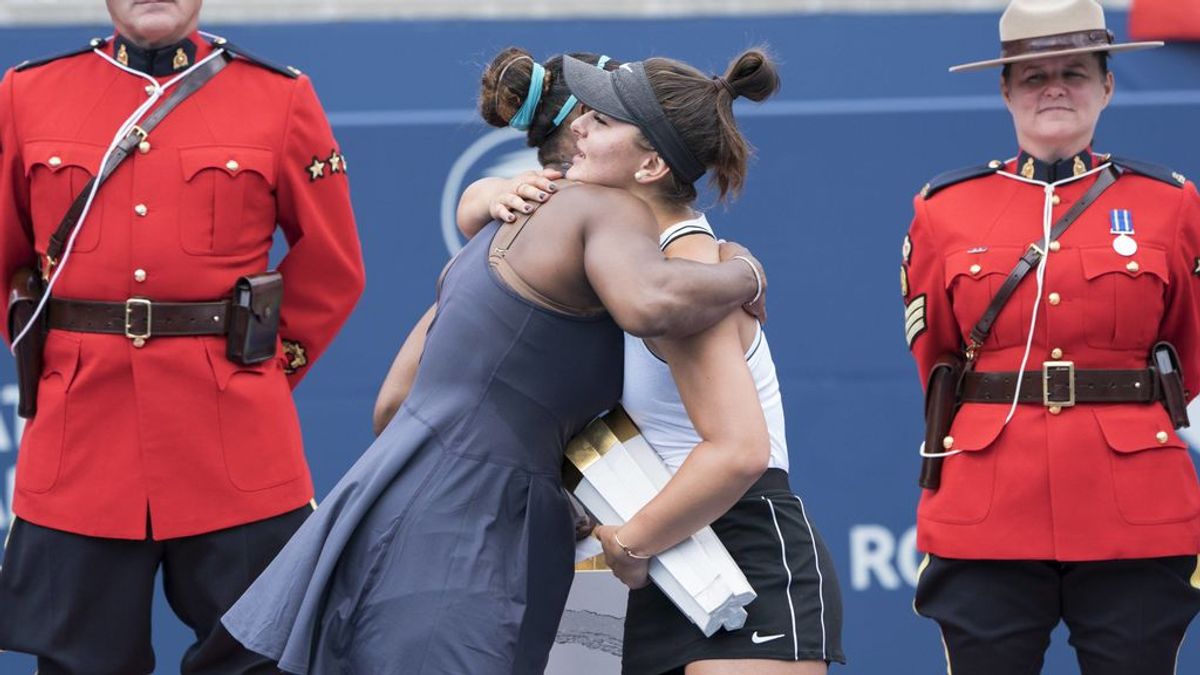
[508,62,545,131]
[551,55,611,129]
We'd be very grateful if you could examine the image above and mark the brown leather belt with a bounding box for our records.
[961,361,1161,407]
[48,297,230,340]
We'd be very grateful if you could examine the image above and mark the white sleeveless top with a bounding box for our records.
[621,214,790,473]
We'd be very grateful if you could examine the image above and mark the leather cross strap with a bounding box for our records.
[47,297,231,336]
[961,368,1160,404]
[966,166,1120,357]
[44,52,230,270]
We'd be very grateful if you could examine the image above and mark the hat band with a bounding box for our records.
[1000,29,1114,59]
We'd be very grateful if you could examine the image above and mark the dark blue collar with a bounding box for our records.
[1015,148,1097,183]
[112,33,198,76]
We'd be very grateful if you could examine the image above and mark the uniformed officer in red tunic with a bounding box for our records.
[903,1,1200,673]
[0,1,365,672]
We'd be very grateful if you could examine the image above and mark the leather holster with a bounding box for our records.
[8,267,46,418]
[920,353,965,490]
[1152,341,1191,429]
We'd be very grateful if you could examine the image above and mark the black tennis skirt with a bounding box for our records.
[621,469,846,674]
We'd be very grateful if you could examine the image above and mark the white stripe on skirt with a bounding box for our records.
[794,494,829,661]
[763,496,799,660]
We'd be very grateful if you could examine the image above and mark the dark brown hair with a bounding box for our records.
[480,47,620,168]
[642,48,781,205]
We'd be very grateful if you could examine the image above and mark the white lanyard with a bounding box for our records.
[10,45,226,352]
[992,162,1112,425]
[920,160,1113,460]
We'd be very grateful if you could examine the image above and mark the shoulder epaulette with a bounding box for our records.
[208,35,300,79]
[15,37,107,72]
[1108,155,1187,188]
[920,160,1003,199]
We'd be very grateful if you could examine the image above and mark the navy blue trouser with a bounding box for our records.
[915,554,1200,675]
[0,505,310,675]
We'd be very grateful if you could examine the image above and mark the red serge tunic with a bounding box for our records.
[903,150,1200,561]
[0,33,365,540]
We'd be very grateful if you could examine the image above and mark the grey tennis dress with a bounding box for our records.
[222,220,623,675]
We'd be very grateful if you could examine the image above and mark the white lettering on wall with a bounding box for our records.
[849,524,921,590]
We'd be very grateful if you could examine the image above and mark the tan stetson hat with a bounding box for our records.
[949,0,1164,73]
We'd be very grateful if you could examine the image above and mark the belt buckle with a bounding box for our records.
[124,298,152,343]
[1042,360,1076,408]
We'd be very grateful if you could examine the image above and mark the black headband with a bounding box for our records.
[563,57,707,185]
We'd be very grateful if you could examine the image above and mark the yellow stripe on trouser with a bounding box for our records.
[912,553,931,616]
[940,632,954,675]
[3,516,14,551]
[912,554,952,674]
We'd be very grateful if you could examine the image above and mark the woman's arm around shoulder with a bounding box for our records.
[572,186,761,338]
[373,303,436,435]
[456,169,561,239]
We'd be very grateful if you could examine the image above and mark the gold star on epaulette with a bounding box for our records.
[307,156,327,181]
[920,183,931,199]
[282,340,308,374]
[328,149,343,173]
[1174,172,1187,186]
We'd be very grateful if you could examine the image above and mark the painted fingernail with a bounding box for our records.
[547,183,557,192]
[507,215,516,222]
[538,192,548,201]
[523,205,533,213]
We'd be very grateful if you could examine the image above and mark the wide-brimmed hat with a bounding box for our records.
[562,55,706,185]
[949,0,1164,73]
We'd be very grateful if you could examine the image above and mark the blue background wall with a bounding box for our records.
[0,11,1197,673]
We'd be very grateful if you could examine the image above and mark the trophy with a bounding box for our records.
[564,407,756,637]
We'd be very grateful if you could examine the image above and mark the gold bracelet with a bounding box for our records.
[612,531,652,560]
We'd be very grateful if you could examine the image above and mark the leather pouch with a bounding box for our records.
[920,353,965,490]
[1152,341,1190,429]
[226,271,283,365]
[8,267,46,418]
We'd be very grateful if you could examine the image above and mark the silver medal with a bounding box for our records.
[1113,234,1138,256]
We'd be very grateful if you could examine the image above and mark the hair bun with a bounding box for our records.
[480,47,537,128]
[723,48,780,103]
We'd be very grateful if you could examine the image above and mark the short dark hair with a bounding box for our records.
[1002,52,1109,82]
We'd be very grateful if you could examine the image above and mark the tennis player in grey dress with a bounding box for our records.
[224,217,623,674]
[222,47,766,674]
